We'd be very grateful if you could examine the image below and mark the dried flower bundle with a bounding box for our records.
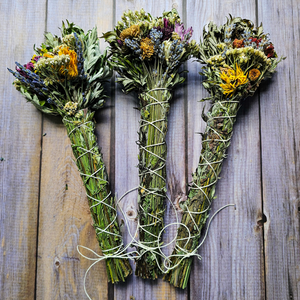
[165,15,284,288]
[8,21,132,284]
[103,8,198,279]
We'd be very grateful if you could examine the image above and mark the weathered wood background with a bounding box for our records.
[0,0,299,299]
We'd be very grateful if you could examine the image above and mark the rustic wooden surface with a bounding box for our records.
[0,0,298,299]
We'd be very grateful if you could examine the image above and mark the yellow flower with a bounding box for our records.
[43,53,54,59]
[58,46,78,78]
[248,69,261,81]
[140,37,154,60]
[220,64,248,97]
[120,24,140,41]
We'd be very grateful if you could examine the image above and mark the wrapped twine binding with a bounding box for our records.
[164,97,241,288]
[63,109,132,283]
[135,87,172,279]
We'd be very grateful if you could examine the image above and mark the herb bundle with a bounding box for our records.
[103,9,197,279]
[8,21,132,283]
[165,16,284,288]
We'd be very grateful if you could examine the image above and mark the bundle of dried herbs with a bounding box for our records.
[8,21,132,284]
[103,9,197,279]
[165,16,284,288]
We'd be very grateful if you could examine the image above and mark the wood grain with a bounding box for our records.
[186,2,265,299]
[258,0,300,299]
[35,1,114,299]
[0,1,46,299]
[1,0,300,299]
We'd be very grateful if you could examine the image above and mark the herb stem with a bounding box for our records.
[63,110,132,283]
[164,97,241,288]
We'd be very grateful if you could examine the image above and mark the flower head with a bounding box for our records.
[220,64,248,97]
[16,58,36,78]
[174,22,193,42]
[140,37,154,60]
[248,69,261,81]
[120,25,140,41]
[232,38,244,48]
[250,37,262,48]
[64,101,78,115]
[58,46,78,78]
[154,18,174,41]
[43,53,54,59]
[265,43,275,58]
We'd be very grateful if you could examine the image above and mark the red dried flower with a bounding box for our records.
[250,37,262,47]
[265,43,275,58]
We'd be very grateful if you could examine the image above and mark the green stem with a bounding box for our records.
[164,97,241,288]
[135,87,172,279]
[63,109,132,283]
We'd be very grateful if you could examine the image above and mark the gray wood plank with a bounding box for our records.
[258,1,300,299]
[0,1,46,299]
[35,1,113,299]
[113,1,187,299]
[186,2,265,299]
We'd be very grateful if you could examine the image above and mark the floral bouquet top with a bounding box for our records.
[9,21,111,117]
[103,8,198,92]
[197,15,283,102]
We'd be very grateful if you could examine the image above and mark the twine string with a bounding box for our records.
[136,87,170,260]
[69,98,237,299]
[171,99,239,258]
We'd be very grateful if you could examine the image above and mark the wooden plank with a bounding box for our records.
[0,1,46,299]
[35,1,113,299]
[258,1,300,299]
[186,2,265,299]
[114,1,187,299]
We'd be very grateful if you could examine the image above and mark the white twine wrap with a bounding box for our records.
[70,98,238,299]
[136,87,171,264]
[171,99,239,256]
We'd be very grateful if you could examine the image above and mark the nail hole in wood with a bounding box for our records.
[262,214,267,223]
[257,214,267,227]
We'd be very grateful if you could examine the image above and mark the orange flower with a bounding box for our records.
[232,38,244,48]
[58,46,78,78]
[140,37,154,60]
[248,69,261,81]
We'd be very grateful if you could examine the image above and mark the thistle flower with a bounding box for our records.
[154,17,174,41]
[174,22,193,42]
